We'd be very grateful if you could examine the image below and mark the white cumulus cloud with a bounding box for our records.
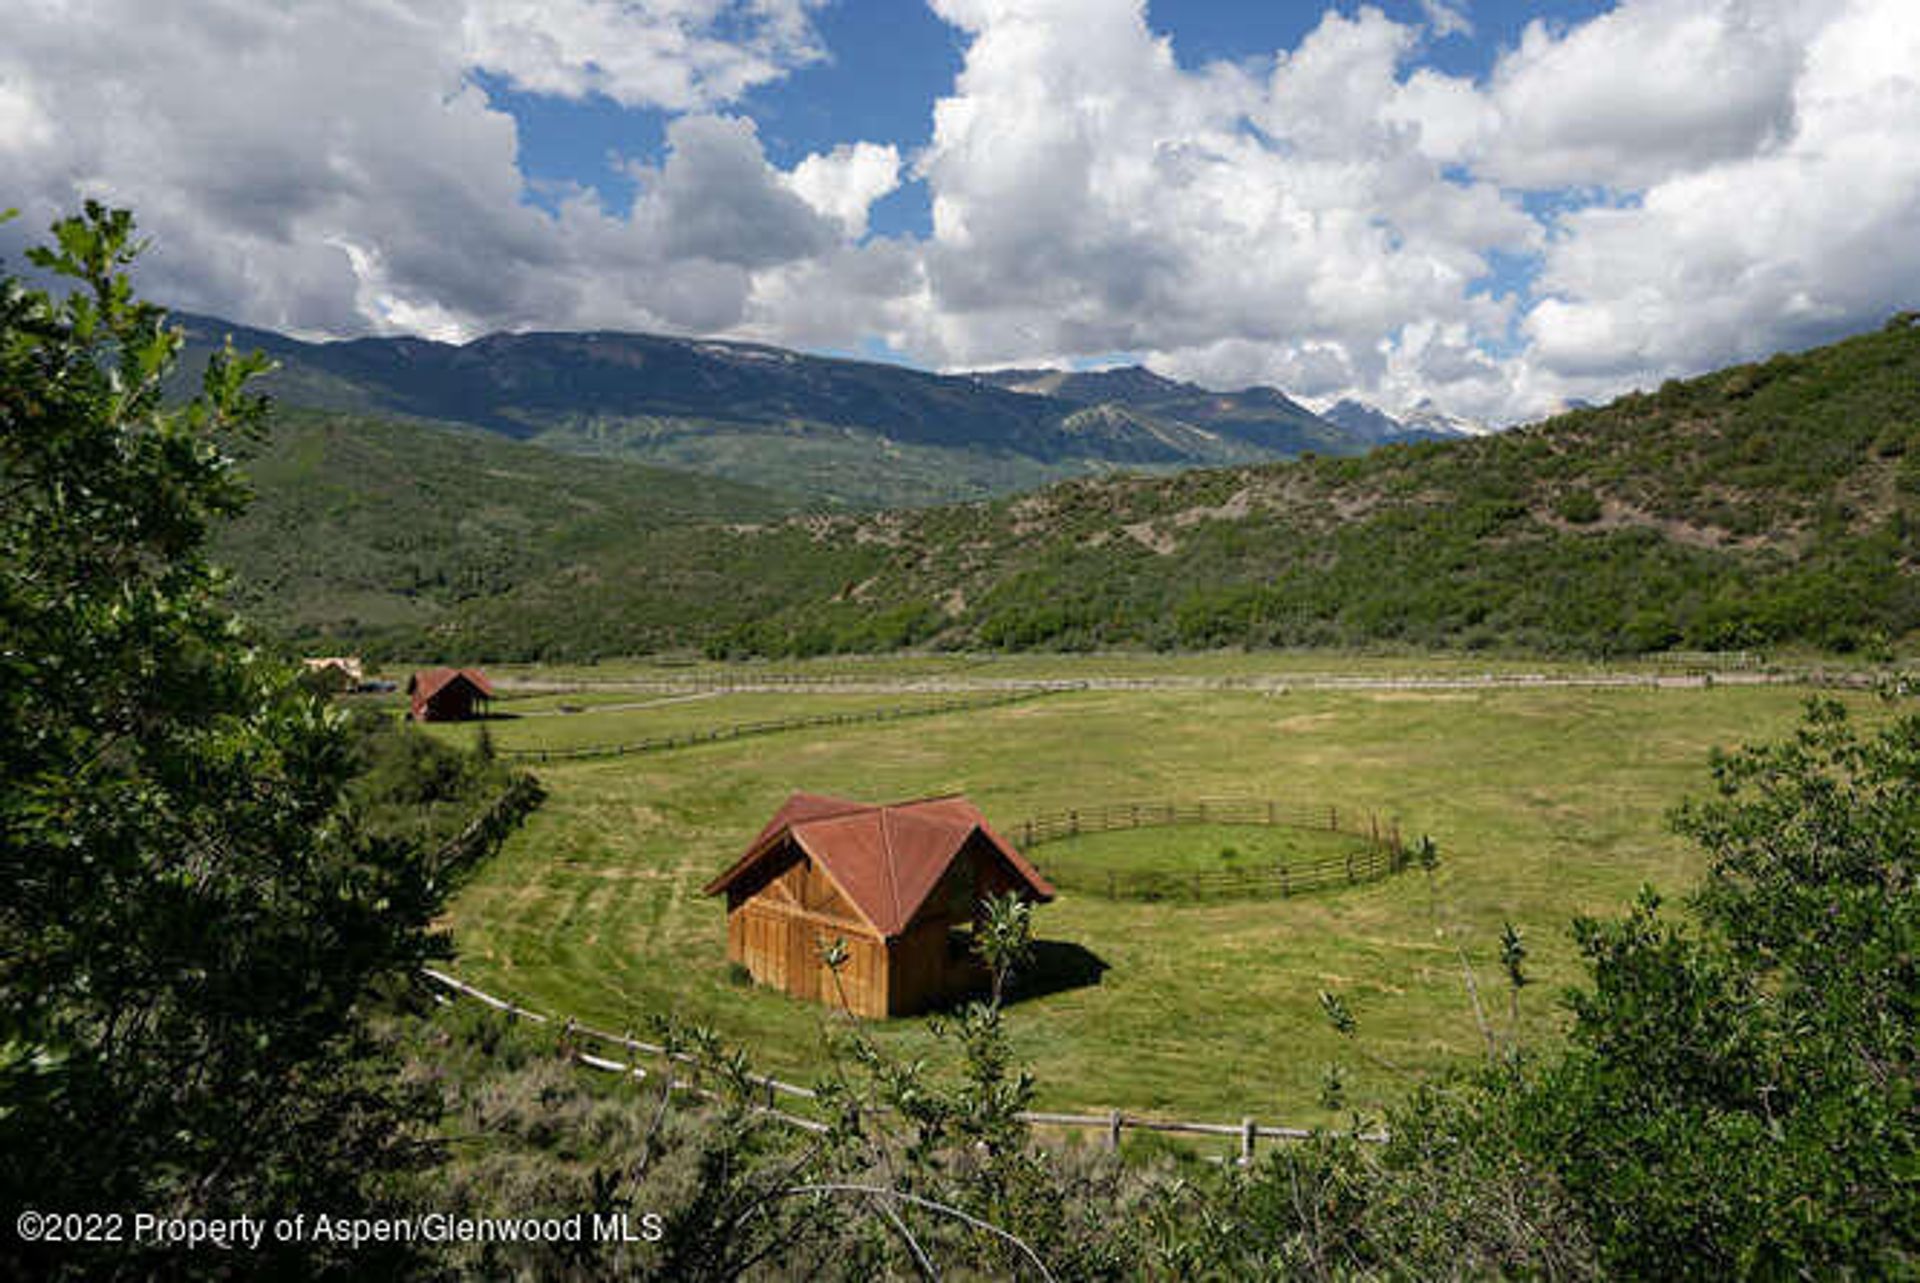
[0,0,883,343]
[461,0,826,110]
[904,0,1534,413]
[1521,0,1920,398]
[786,142,903,238]
[1474,0,1820,191]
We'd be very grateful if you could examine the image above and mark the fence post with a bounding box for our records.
[1241,1117,1257,1166]
[1070,809,1079,836]
[1329,804,1338,831]
[1346,852,1355,883]
[1107,1110,1124,1152]
[1267,799,1275,825]
[1107,871,1117,899]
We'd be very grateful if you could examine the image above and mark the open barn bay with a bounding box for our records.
[426,666,1867,1125]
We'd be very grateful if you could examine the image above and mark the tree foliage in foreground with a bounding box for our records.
[1506,698,1918,1277]
[0,204,474,1278]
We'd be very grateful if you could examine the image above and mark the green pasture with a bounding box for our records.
[437,670,1876,1127]
[423,689,1002,755]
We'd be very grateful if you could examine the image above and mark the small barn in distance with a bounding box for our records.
[408,667,494,722]
[704,793,1056,1018]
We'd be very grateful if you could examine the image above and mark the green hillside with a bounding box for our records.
[213,408,804,645]
[224,316,1920,659]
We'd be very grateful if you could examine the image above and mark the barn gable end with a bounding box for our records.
[407,667,494,722]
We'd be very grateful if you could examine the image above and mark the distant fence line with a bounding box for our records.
[497,685,1080,763]
[1009,797,1414,901]
[490,674,1085,698]
[421,968,1386,1158]
[1642,650,1764,669]
[480,665,1886,703]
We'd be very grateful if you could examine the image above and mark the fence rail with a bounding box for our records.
[421,969,1385,1158]
[430,774,546,873]
[499,685,1078,763]
[1008,797,1412,900]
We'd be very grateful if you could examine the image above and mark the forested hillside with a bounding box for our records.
[227,315,1920,659]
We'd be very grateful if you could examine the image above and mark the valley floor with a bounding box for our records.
[411,654,1890,1133]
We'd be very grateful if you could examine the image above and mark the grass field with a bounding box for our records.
[427,689,1000,755]
[432,664,1877,1128]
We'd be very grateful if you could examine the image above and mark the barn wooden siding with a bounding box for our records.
[725,844,892,1017]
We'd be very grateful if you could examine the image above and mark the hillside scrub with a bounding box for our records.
[700,322,1919,660]
[226,314,1920,661]
[211,405,800,643]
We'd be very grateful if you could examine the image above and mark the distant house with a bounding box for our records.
[704,792,1055,1018]
[407,667,494,722]
[301,655,365,693]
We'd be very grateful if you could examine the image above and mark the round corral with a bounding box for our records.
[1011,798,1418,901]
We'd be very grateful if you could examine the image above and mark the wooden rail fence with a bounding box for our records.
[429,774,546,874]
[1009,798,1411,900]
[421,969,1386,1158]
[498,685,1078,763]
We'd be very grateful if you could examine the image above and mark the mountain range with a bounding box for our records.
[1319,397,1488,443]
[175,313,1471,507]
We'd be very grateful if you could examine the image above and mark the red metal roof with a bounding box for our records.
[705,792,1055,938]
[407,667,494,701]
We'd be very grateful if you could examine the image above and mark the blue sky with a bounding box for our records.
[491,0,1613,237]
[4,0,1916,422]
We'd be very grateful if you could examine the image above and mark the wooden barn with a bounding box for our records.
[407,667,494,722]
[704,793,1056,1018]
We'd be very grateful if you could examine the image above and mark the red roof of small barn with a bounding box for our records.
[705,792,1055,938]
[407,667,494,701]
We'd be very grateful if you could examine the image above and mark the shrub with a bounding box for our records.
[1554,489,1604,524]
